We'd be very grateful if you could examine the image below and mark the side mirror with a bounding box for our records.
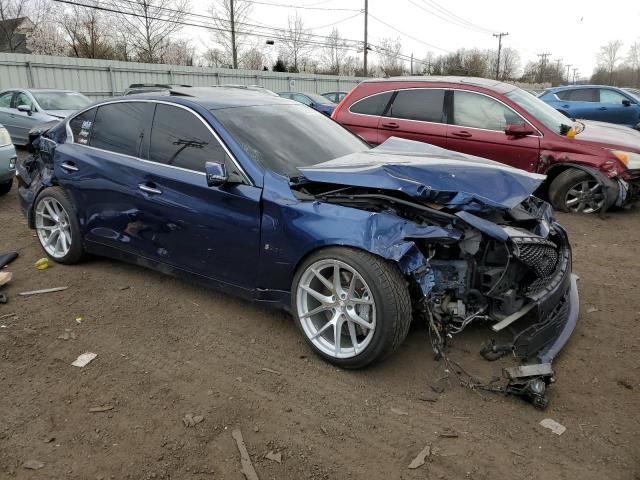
[505,123,535,137]
[622,99,632,107]
[205,161,228,187]
[17,104,32,116]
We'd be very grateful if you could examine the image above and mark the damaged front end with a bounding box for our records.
[297,139,579,408]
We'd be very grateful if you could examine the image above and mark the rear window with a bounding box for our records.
[69,108,96,145]
[556,89,597,102]
[90,102,152,157]
[388,89,445,123]
[349,91,393,116]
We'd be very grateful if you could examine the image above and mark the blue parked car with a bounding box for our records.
[277,91,336,115]
[539,85,640,129]
[16,89,579,406]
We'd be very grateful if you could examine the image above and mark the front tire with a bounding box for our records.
[34,187,84,264]
[291,247,412,369]
[549,168,607,214]
[0,178,12,196]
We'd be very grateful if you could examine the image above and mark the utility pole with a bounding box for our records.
[493,32,509,80]
[230,0,237,69]
[537,52,551,83]
[572,67,578,84]
[363,0,368,77]
[410,53,413,75]
[565,64,572,84]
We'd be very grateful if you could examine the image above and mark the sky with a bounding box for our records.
[182,0,640,78]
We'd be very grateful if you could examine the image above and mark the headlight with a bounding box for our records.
[0,127,11,147]
[611,150,640,169]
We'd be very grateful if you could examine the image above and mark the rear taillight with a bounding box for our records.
[331,89,357,120]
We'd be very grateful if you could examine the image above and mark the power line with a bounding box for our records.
[408,0,493,36]
[242,0,360,12]
[421,0,494,34]
[368,12,450,53]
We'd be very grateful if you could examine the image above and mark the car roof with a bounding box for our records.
[120,87,298,109]
[360,76,519,94]
[547,85,623,91]
[2,88,78,93]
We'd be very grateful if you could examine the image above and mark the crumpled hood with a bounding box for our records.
[575,120,640,152]
[44,110,75,119]
[300,137,546,210]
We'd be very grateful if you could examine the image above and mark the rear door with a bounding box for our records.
[554,88,599,120]
[378,88,448,148]
[596,88,640,126]
[447,90,540,172]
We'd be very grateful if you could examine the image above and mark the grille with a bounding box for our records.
[516,239,559,278]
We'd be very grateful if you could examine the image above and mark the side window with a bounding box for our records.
[294,94,313,106]
[349,91,393,116]
[389,89,445,123]
[15,92,35,110]
[149,104,228,172]
[453,91,519,131]
[90,102,152,156]
[558,89,597,102]
[600,89,628,104]
[69,108,97,145]
[0,91,13,108]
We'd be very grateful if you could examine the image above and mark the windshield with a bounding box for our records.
[33,91,91,111]
[506,87,573,135]
[214,104,368,177]
[624,88,640,101]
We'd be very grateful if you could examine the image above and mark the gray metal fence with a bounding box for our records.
[0,53,364,100]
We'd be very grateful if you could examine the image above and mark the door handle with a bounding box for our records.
[60,161,79,172]
[138,183,162,195]
[381,122,399,129]
[598,107,607,110]
[451,131,472,138]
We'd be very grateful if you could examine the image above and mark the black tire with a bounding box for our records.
[548,168,608,214]
[0,178,12,196]
[33,186,85,264]
[291,247,412,369]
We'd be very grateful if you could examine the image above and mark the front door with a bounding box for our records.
[10,92,42,144]
[446,90,540,172]
[596,88,640,126]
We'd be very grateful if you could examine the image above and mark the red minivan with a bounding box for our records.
[333,77,640,214]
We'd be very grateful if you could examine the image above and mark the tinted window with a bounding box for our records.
[0,91,13,108]
[69,108,97,145]
[389,89,445,122]
[453,91,520,131]
[600,89,628,104]
[149,104,227,172]
[90,102,151,156]
[293,94,313,106]
[556,89,597,102]
[214,104,367,177]
[350,91,392,116]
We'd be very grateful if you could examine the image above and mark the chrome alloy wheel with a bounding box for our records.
[296,259,376,359]
[565,180,605,213]
[35,197,72,259]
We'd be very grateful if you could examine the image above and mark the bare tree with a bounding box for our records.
[239,44,265,70]
[209,0,252,69]
[378,37,404,77]
[201,47,229,67]
[627,41,640,85]
[499,47,520,80]
[61,3,117,59]
[597,40,623,83]
[118,0,190,63]
[161,38,194,65]
[0,0,50,52]
[28,20,66,55]
[321,28,347,75]
[278,12,310,73]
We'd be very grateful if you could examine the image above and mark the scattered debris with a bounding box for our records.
[439,429,459,438]
[617,379,634,390]
[431,383,445,394]
[0,293,7,304]
[586,306,599,313]
[19,286,69,296]
[23,459,45,470]
[540,418,566,435]
[0,271,12,286]
[320,426,328,435]
[391,407,408,416]
[408,445,431,469]
[182,413,205,427]
[418,391,439,402]
[35,258,50,270]
[75,316,83,324]
[0,251,18,269]
[45,437,56,443]
[0,312,16,320]
[119,285,130,290]
[71,352,97,368]
[57,330,76,340]
[510,450,525,457]
[231,428,259,480]
[265,451,282,464]
[89,405,114,413]
[261,367,281,376]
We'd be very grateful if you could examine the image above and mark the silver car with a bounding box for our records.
[0,89,92,145]
[0,124,16,195]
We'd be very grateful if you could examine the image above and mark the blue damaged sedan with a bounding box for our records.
[16,88,579,408]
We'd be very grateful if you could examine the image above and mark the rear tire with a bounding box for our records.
[548,168,607,214]
[0,178,12,196]
[33,187,84,264]
[291,247,412,369]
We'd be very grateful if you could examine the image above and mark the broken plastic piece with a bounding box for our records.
[540,418,566,435]
[35,258,49,270]
[71,352,97,367]
[0,252,18,269]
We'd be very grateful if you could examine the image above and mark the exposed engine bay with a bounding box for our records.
[294,180,577,409]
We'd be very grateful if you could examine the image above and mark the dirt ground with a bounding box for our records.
[0,150,638,480]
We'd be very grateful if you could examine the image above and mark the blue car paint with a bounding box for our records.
[539,85,640,128]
